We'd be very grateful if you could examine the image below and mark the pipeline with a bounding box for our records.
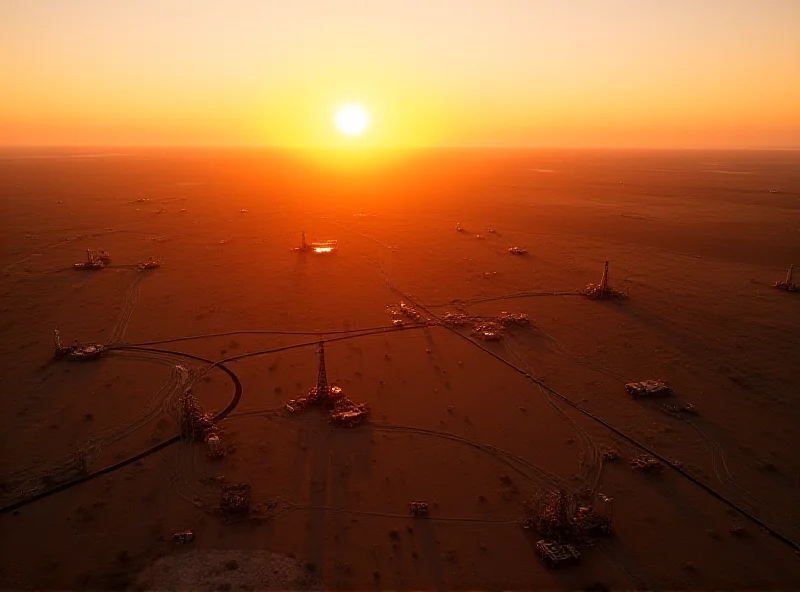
[396,289,800,553]
[0,350,241,516]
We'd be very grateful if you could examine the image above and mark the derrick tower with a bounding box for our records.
[316,341,329,396]
[599,260,609,294]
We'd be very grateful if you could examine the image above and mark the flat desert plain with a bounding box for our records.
[1,148,799,590]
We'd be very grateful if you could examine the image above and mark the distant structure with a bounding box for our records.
[136,257,160,271]
[387,301,426,326]
[525,490,611,568]
[625,379,671,399]
[630,454,663,473]
[293,231,309,252]
[596,493,614,522]
[316,339,329,397]
[284,341,369,426]
[53,329,103,361]
[409,501,430,517]
[773,264,797,292]
[74,249,110,270]
[599,260,609,292]
[310,239,338,253]
[177,390,215,439]
[508,246,527,255]
[456,222,463,232]
[535,539,580,568]
[293,231,338,254]
[582,260,626,300]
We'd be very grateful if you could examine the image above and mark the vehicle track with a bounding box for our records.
[107,271,145,345]
[220,410,570,500]
[503,338,603,495]
[0,350,192,506]
[376,272,800,552]
[2,228,164,273]
[0,331,425,516]
[4,222,799,554]
[374,263,605,497]
[126,324,413,348]
[685,418,800,537]
[425,291,583,307]
[0,347,241,515]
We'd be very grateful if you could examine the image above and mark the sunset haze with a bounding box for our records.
[3,2,800,590]
[2,0,799,148]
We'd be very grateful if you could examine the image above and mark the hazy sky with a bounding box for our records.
[2,0,799,148]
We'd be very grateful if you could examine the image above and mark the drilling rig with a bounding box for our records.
[773,264,797,292]
[293,231,338,254]
[53,329,104,361]
[582,260,625,300]
[284,341,369,426]
[74,249,110,270]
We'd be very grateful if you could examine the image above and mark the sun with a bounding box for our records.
[334,104,370,136]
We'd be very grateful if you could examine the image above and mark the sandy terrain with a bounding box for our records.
[1,147,799,590]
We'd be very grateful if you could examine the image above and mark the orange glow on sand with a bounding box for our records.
[3,2,800,589]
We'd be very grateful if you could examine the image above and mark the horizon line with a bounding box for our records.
[1,144,799,152]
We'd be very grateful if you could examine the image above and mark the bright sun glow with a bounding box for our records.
[334,105,370,136]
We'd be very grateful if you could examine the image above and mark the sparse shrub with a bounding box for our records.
[759,461,779,473]
[729,525,748,537]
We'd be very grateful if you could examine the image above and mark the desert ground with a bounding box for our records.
[1,147,799,590]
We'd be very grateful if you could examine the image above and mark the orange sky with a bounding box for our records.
[2,0,799,148]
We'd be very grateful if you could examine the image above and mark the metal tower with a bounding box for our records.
[786,264,794,285]
[302,231,307,251]
[599,261,609,294]
[316,341,329,396]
